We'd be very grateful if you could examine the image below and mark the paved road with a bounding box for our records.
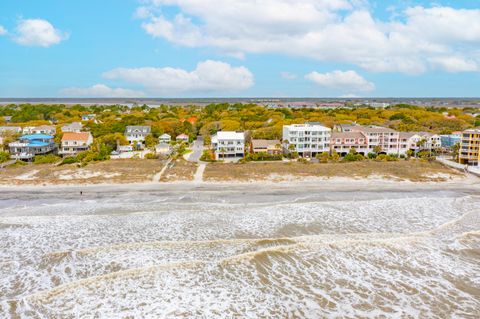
[187,136,204,162]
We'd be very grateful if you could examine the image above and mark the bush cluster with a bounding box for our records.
[0,151,10,163]
[245,152,282,161]
[34,154,61,164]
[199,150,215,162]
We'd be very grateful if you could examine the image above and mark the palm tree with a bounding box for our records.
[415,138,427,157]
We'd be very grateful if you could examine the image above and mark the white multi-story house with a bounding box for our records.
[211,131,245,160]
[282,122,331,157]
[400,132,441,153]
[125,126,151,145]
[59,132,93,156]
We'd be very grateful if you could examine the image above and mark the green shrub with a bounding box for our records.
[0,151,10,163]
[245,152,282,161]
[316,152,330,163]
[9,160,27,167]
[297,158,309,164]
[61,156,79,165]
[343,153,365,162]
[375,154,398,162]
[145,153,159,159]
[34,154,61,164]
[418,151,436,161]
[367,152,377,159]
[200,150,215,162]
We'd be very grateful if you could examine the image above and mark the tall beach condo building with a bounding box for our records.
[459,128,480,166]
[282,122,331,158]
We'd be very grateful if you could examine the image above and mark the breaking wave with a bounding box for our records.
[0,189,479,318]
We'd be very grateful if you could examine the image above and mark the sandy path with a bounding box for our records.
[152,158,173,182]
[193,163,206,183]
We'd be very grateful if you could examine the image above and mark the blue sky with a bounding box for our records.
[0,0,479,98]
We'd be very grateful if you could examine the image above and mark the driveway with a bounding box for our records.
[187,136,204,163]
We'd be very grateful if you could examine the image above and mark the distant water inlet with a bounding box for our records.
[0,188,479,318]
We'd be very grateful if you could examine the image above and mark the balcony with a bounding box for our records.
[11,153,35,160]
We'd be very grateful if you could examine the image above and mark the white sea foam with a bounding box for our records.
[0,189,479,318]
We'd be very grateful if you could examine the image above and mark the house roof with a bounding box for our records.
[62,132,91,142]
[21,134,53,140]
[399,132,416,139]
[331,132,365,139]
[251,139,280,148]
[215,131,245,140]
[350,125,396,133]
[0,126,21,133]
[176,133,189,139]
[464,128,480,134]
[125,126,151,133]
[62,122,82,129]
[180,117,198,124]
[159,133,171,138]
[34,125,55,131]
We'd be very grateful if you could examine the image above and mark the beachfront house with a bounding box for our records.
[159,133,171,144]
[400,132,442,153]
[23,125,56,136]
[176,134,189,143]
[3,116,12,123]
[8,134,56,161]
[459,128,480,166]
[59,132,93,156]
[349,125,403,155]
[250,139,282,155]
[211,131,245,160]
[282,122,331,158]
[440,132,462,149]
[61,122,83,133]
[330,132,368,156]
[125,126,151,147]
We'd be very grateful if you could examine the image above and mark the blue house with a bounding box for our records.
[8,134,56,161]
[440,134,461,148]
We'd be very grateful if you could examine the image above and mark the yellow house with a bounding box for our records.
[459,129,480,166]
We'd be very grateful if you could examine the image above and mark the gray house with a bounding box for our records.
[125,126,151,145]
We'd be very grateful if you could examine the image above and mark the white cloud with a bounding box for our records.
[305,70,375,92]
[14,19,67,47]
[134,6,153,19]
[428,56,479,73]
[280,72,297,80]
[0,26,6,35]
[138,1,480,74]
[103,60,254,94]
[61,84,145,98]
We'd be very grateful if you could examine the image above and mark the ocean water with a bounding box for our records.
[0,186,479,318]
